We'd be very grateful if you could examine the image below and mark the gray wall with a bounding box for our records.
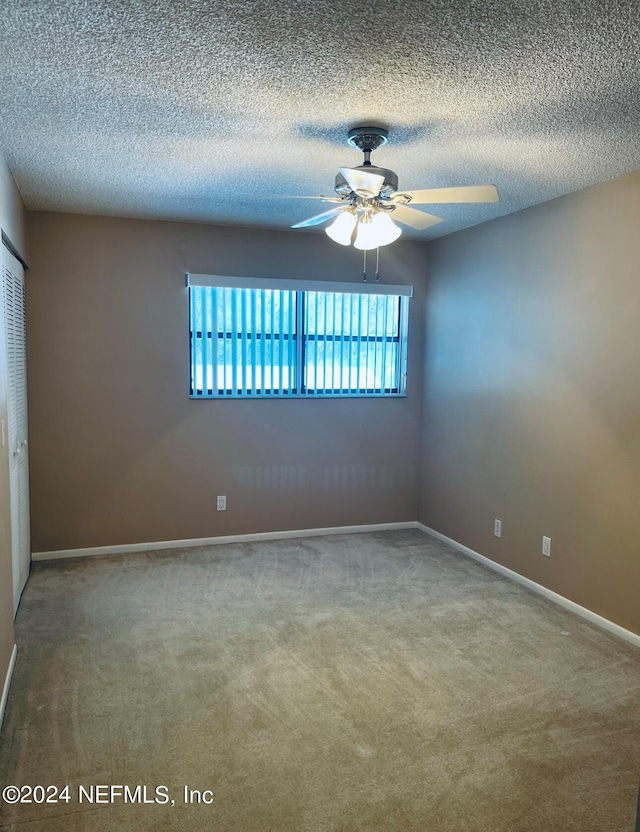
[26,213,427,552]
[419,171,640,635]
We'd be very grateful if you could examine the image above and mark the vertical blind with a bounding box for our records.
[188,275,411,398]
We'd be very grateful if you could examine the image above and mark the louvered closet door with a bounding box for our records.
[2,246,30,613]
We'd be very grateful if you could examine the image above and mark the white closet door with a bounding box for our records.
[2,245,30,613]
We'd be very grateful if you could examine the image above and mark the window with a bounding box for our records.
[187,275,411,398]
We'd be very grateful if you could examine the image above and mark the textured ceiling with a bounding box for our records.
[1,0,639,240]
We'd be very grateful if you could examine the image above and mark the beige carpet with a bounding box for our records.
[1,529,639,831]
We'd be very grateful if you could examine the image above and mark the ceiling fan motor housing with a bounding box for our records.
[334,166,399,198]
[347,126,388,153]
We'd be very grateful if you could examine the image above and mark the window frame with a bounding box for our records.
[187,274,411,399]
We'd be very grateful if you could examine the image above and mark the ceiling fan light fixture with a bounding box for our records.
[325,211,357,245]
[292,127,499,250]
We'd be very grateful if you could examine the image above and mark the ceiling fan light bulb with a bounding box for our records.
[325,211,356,245]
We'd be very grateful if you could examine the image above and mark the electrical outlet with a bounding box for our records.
[542,536,551,557]
[494,519,502,538]
[217,495,226,511]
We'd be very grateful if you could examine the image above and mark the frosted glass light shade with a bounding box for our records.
[325,211,356,245]
[371,211,402,246]
[353,219,378,250]
[353,211,402,250]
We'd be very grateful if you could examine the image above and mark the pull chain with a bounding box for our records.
[362,248,382,281]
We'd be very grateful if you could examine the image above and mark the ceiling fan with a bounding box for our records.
[291,127,499,250]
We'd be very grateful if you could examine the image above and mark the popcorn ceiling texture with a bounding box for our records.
[1,0,639,239]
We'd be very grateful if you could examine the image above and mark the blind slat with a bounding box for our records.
[238,290,244,393]
[199,288,206,395]
[365,295,371,394]
[250,289,257,395]
[232,290,239,393]
[205,287,212,394]
[331,292,337,393]
[372,296,380,394]
[381,296,389,392]
[221,288,228,392]
[356,294,363,395]
[289,290,296,393]
[261,291,267,393]
[189,288,198,395]
[278,290,285,395]
[315,294,321,395]
[340,293,346,395]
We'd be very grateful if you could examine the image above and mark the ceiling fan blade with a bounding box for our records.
[339,167,385,197]
[291,206,347,229]
[272,195,346,202]
[390,205,444,230]
[393,185,499,204]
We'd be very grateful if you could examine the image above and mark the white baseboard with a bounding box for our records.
[1,643,17,731]
[417,523,640,649]
[31,521,418,562]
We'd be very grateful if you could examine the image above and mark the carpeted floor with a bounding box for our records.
[1,529,639,831]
